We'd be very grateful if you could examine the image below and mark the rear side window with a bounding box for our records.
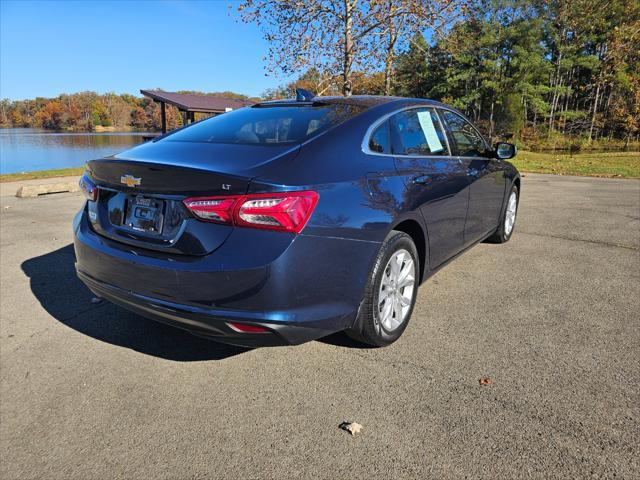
[164,104,365,146]
[389,108,448,156]
[368,121,390,154]
[441,110,487,157]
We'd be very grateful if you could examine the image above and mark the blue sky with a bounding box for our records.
[0,0,291,100]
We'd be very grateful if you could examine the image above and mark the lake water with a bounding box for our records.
[0,128,149,174]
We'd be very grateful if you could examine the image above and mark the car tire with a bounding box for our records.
[487,184,519,244]
[347,230,419,347]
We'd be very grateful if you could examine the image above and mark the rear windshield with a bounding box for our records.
[164,104,366,145]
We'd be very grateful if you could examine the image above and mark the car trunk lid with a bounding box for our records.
[85,141,299,255]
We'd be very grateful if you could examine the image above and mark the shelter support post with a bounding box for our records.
[160,102,167,134]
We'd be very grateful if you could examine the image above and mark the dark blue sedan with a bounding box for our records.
[74,94,520,347]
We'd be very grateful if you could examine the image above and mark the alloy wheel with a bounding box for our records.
[378,249,416,331]
[505,191,517,236]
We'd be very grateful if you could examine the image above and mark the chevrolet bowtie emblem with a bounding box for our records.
[120,174,141,188]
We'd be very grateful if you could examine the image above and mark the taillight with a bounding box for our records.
[183,191,318,234]
[236,192,318,233]
[79,174,97,202]
[183,197,236,224]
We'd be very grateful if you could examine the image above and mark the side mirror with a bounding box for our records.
[494,142,517,160]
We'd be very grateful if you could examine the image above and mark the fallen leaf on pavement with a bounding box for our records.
[479,377,491,386]
[339,422,363,436]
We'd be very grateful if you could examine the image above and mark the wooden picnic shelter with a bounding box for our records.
[140,89,254,133]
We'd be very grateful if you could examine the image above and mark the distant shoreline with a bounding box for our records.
[0,126,157,134]
[94,125,150,133]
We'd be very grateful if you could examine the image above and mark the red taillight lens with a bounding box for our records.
[183,191,318,233]
[183,197,236,224]
[236,191,318,233]
[79,174,97,202]
[226,322,270,333]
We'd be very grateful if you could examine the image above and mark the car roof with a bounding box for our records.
[254,95,444,109]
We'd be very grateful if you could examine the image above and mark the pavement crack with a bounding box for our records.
[518,231,639,251]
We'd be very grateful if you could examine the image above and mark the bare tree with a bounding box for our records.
[238,0,437,96]
[379,0,463,95]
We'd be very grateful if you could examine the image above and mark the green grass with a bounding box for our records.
[0,167,85,183]
[512,151,640,178]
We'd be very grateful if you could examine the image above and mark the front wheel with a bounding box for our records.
[487,184,519,243]
[347,231,419,347]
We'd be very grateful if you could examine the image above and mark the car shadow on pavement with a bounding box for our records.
[21,244,248,361]
[318,332,370,349]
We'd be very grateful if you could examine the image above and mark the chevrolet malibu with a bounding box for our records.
[74,93,520,347]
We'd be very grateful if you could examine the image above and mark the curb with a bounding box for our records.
[16,181,80,198]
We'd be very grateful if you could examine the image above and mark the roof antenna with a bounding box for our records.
[295,88,315,102]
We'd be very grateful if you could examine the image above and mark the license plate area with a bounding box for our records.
[123,195,165,234]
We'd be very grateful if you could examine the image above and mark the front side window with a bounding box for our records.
[389,108,448,156]
[164,104,365,146]
[441,110,487,157]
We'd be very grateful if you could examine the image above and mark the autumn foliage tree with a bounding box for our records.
[34,101,64,130]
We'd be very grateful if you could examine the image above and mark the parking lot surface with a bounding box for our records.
[1,173,639,479]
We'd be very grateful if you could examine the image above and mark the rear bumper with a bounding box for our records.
[77,270,327,347]
[73,205,380,347]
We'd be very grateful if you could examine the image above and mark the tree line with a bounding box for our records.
[244,0,639,149]
[0,91,254,132]
[2,0,637,151]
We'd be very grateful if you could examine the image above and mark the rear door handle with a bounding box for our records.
[413,175,431,185]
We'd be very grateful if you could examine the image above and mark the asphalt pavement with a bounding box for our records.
[1,173,638,479]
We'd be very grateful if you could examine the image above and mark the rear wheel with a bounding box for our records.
[347,231,419,347]
[487,184,519,243]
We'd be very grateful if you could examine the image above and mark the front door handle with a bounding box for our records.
[413,175,431,185]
